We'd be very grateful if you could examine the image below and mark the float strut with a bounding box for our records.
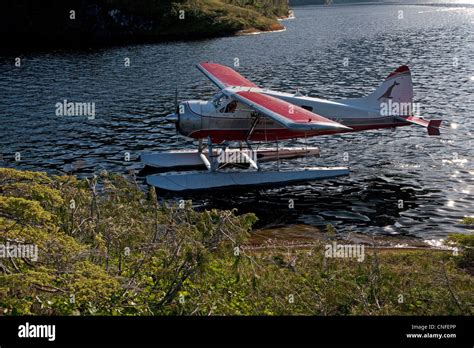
[208,136,216,172]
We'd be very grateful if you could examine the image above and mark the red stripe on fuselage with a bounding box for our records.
[188,122,410,143]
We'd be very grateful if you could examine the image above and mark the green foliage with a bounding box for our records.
[460,217,474,225]
[448,231,474,273]
[324,223,337,239]
[161,0,285,36]
[0,168,472,316]
[0,168,256,315]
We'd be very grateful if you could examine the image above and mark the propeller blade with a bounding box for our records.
[174,87,178,112]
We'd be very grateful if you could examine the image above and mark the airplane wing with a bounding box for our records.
[197,62,258,89]
[226,89,352,132]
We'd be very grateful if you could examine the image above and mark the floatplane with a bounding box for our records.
[142,62,441,191]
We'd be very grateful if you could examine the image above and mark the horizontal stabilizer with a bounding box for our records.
[396,116,442,136]
[427,119,442,136]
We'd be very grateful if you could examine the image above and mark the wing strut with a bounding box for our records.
[246,113,261,141]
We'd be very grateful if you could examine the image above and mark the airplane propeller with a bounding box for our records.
[174,86,178,113]
[165,87,179,123]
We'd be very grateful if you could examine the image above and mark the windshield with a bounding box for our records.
[212,92,228,109]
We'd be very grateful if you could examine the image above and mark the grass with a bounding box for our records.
[0,168,472,315]
[460,217,474,226]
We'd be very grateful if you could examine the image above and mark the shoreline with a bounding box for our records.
[249,223,460,252]
[1,23,288,52]
[236,26,287,36]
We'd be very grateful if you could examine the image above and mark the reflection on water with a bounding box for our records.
[0,3,473,239]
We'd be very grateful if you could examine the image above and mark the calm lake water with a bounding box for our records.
[0,3,473,239]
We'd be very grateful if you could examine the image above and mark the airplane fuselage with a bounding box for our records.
[176,87,410,143]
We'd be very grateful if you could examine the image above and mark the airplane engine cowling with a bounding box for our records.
[176,102,201,137]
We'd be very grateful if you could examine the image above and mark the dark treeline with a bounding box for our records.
[289,0,381,5]
[1,0,288,49]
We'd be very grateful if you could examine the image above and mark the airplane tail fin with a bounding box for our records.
[343,65,442,136]
[365,65,414,113]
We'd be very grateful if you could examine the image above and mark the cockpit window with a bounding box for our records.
[212,92,228,109]
[224,100,238,113]
[211,93,238,113]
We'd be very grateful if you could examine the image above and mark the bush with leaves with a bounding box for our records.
[0,168,472,316]
[0,168,256,315]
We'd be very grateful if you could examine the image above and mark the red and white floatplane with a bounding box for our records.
[142,62,441,191]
